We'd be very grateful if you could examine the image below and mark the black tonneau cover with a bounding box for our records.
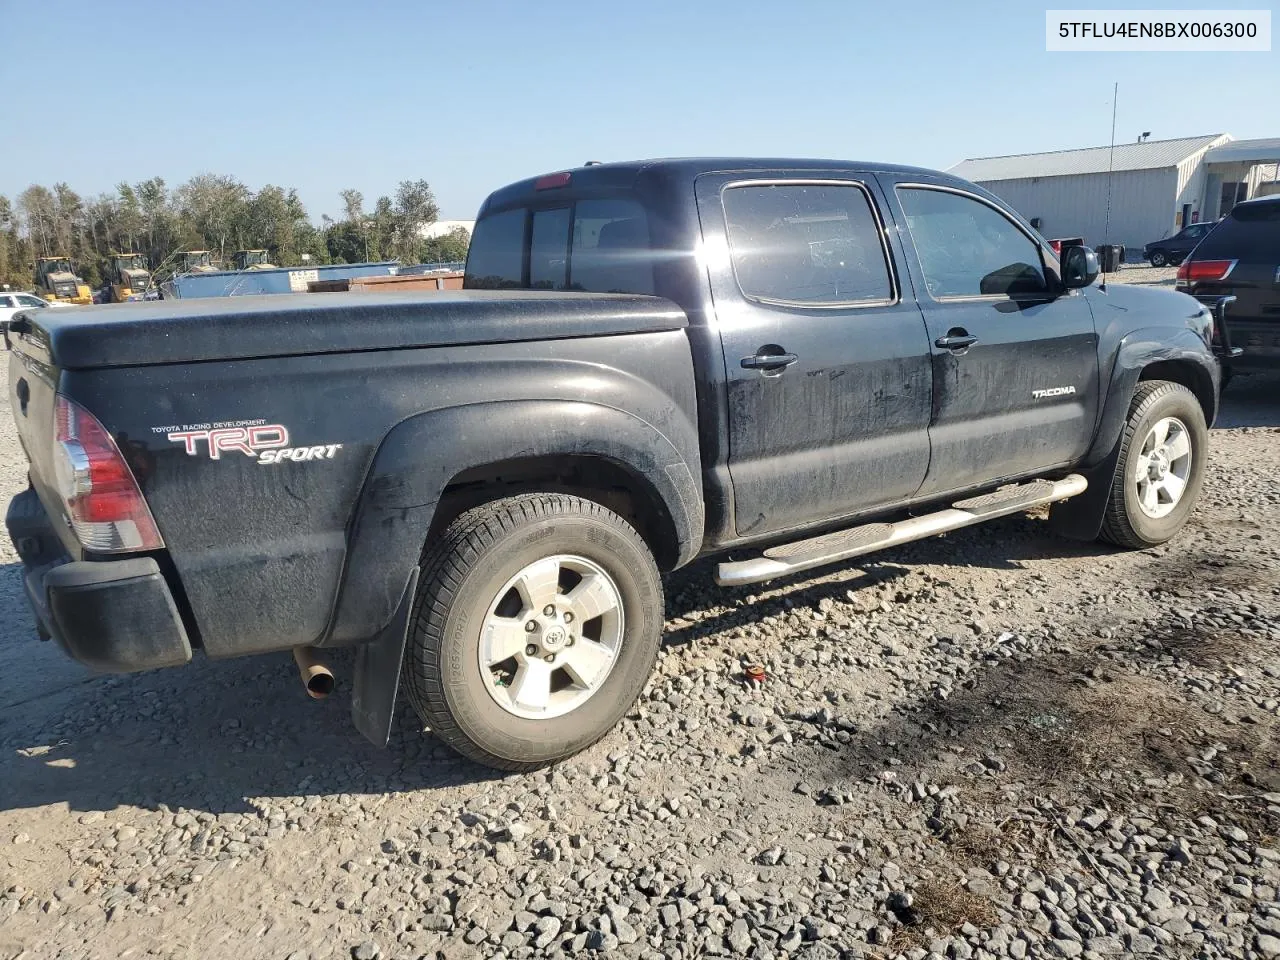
[11,290,687,370]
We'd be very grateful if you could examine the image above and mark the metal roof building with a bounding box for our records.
[950,134,1280,253]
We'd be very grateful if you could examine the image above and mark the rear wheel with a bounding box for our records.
[402,493,664,771]
[1099,380,1207,549]
[1149,250,1168,267]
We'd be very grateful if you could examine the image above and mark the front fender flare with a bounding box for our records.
[1051,327,1218,539]
[1085,326,1219,467]
[324,399,703,646]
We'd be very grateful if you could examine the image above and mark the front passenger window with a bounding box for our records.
[898,187,1049,298]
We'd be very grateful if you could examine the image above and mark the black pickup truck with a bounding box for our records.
[6,159,1222,771]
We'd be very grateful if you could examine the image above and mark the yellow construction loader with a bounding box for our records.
[177,250,217,273]
[232,249,275,270]
[107,252,152,302]
[34,257,93,304]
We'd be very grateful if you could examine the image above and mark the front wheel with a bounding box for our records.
[1099,380,1207,549]
[1149,250,1168,267]
[402,493,664,771]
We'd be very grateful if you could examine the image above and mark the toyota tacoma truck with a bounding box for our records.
[5,159,1223,771]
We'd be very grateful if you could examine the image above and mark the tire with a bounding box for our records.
[1099,380,1207,549]
[1149,250,1167,267]
[403,493,664,771]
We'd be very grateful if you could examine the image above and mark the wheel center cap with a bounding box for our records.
[542,626,567,650]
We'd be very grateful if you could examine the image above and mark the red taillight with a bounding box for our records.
[1049,239,1063,255]
[1177,259,1237,284]
[53,395,163,552]
[534,171,572,191]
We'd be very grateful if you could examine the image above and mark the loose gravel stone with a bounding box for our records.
[0,352,1278,960]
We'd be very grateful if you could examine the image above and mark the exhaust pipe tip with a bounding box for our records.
[306,671,335,699]
[292,646,334,700]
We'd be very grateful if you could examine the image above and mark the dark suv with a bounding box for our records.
[1145,221,1215,267]
[1176,195,1280,370]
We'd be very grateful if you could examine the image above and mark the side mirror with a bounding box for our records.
[1061,245,1099,288]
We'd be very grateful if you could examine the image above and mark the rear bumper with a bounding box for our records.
[1221,320,1280,368]
[1192,295,1248,365]
[6,488,191,673]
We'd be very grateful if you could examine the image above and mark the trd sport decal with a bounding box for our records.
[153,420,342,465]
[257,444,343,465]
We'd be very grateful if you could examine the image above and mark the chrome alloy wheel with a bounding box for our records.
[1134,416,1193,519]
[477,554,624,719]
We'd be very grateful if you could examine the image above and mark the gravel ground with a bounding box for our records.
[1101,264,1177,287]
[2,298,1279,960]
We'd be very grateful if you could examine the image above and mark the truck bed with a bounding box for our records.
[15,290,687,369]
[7,291,702,663]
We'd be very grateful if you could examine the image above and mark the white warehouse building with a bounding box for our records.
[950,134,1280,253]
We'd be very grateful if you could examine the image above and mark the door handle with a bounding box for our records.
[935,332,978,351]
[741,352,798,371]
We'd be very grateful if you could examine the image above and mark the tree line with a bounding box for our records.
[0,175,471,290]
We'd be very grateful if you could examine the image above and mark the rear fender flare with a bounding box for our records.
[325,399,702,646]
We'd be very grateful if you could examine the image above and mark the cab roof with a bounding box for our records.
[480,156,954,214]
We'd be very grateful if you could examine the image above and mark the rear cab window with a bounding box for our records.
[465,197,655,295]
[463,209,524,289]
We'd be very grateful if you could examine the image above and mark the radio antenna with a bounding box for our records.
[1102,82,1118,284]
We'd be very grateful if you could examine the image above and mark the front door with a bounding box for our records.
[695,172,934,539]
[879,176,1100,497]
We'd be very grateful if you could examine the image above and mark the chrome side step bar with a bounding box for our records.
[715,474,1088,587]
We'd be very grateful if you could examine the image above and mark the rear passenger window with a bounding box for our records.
[898,187,1048,298]
[464,209,524,289]
[722,182,893,305]
[530,208,571,290]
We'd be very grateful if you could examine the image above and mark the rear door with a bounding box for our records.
[879,176,1100,497]
[695,172,934,539]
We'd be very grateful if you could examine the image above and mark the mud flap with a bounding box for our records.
[1048,445,1121,541]
[351,567,419,748]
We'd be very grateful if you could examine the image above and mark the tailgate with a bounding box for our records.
[1211,261,1280,322]
[7,325,72,553]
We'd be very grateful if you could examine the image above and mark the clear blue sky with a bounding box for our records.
[2,0,1274,221]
